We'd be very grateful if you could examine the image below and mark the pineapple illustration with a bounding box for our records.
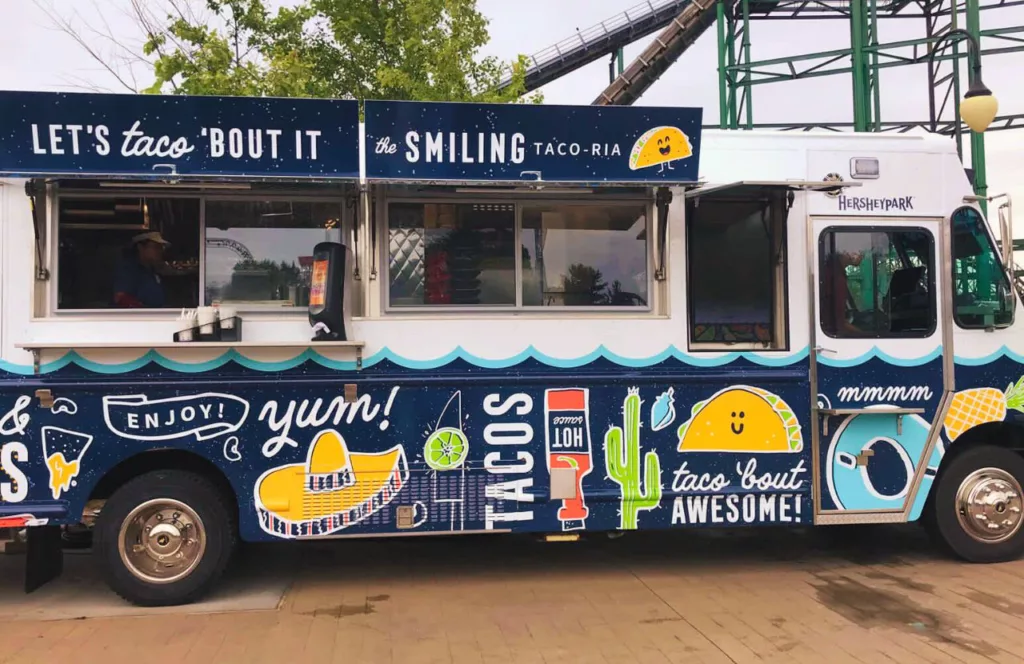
[944,376,1024,442]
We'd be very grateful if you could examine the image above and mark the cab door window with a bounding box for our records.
[951,206,1015,328]
[819,228,936,338]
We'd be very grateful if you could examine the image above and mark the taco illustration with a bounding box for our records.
[629,126,693,172]
[677,385,803,453]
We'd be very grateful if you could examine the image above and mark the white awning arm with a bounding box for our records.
[684,179,864,199]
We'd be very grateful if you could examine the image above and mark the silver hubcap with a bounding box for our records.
[118,498,206,584]
[955,467,1024,544]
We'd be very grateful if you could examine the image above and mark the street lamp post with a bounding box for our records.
[929,29,998,134]
[928,28,999,208]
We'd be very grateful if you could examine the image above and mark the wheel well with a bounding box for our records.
[923,421,1024,519]
[941,421,1024,467]
[88,450,239,520]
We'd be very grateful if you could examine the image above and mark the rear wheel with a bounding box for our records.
[94,470,236,606]
[930,445,1024,563]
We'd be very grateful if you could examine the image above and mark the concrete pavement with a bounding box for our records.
[2,524,1023,663]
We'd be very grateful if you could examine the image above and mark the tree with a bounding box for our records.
[562,263,607,306]
[224,258,302,301]
[34,0,541,104]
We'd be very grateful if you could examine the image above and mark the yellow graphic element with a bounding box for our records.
[46,453,80,500]
[677,385,803,453]
[255,429,409,539]
[308,429,350,474]
[944,377,1024,442]
[41,426,93,501]
[628,126,693,171]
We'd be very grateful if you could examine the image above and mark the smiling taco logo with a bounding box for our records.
[676,385,803,453]
[629,126,694,173]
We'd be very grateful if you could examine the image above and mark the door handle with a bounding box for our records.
[814,346,837,355]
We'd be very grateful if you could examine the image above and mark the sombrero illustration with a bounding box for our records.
[254,429,409,539]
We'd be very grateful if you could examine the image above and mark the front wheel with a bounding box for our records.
[94,470,237,606]
[929,445,1024,563]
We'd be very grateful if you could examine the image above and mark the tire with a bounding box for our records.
[94,470,237,607]
[929,445,1024,563]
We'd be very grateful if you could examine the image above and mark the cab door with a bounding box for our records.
[810,217,950,523]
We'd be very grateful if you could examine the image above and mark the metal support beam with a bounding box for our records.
[699,113,1024,133]
[850,0,871,130]
[719,26,1024,85]
[965,0,989,211]
[868,0,882,130]
[726,2,738,126]
[740,0,754,128]
[716,1,730,127]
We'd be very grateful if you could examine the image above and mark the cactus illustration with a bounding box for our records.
[605,388,663,530]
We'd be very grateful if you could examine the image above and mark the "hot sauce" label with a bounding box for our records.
[544,388,593,531]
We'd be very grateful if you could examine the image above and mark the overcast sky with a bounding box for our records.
[3,0,1023,236]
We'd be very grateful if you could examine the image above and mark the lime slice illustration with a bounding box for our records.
[424,427,468,471]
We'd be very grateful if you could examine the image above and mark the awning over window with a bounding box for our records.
[684,180,862,199]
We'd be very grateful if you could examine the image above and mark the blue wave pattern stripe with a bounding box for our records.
[0,344,1004,375]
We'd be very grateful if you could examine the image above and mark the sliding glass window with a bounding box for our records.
[386,200,650,311]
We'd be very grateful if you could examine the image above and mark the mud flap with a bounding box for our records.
[24,526,63,593]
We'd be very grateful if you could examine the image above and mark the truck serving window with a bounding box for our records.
[56,195,201,310]
[204,200,343,308]
[685,191,788,349]
[951,206,1015,329]
[819,228,936,338]
[388,202,517,307]
[55,188,346,312]
[386,200,649,310]
[521,204,647,307]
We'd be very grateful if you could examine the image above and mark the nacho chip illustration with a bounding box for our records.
[42,426,94,500]
[677,385,803,453]
[629,126,693,172]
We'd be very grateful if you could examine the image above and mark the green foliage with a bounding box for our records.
[562,263,607,306]
[142,0,541,104]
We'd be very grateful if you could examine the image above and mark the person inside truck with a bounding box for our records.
[111,231,172,308]
[822,245,869,336]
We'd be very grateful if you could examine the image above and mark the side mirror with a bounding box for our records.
[1002,281,1016,312]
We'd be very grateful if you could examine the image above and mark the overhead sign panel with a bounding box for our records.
[0,91,360,179]
[364,100,702,183]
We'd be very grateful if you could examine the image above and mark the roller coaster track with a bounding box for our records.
[594,0,719,105]
[498,0,1024,124]
[495,0,859,105]
[205,237,253,261]
[495,0,696,93]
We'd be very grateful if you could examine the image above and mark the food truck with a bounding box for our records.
[0,90,1021,607]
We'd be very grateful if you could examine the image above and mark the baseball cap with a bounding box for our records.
[132,231,171,246]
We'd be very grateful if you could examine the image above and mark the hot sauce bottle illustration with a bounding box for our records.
[544,388,593,531]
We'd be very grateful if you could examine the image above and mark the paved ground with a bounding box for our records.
[2,524,1024,663]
